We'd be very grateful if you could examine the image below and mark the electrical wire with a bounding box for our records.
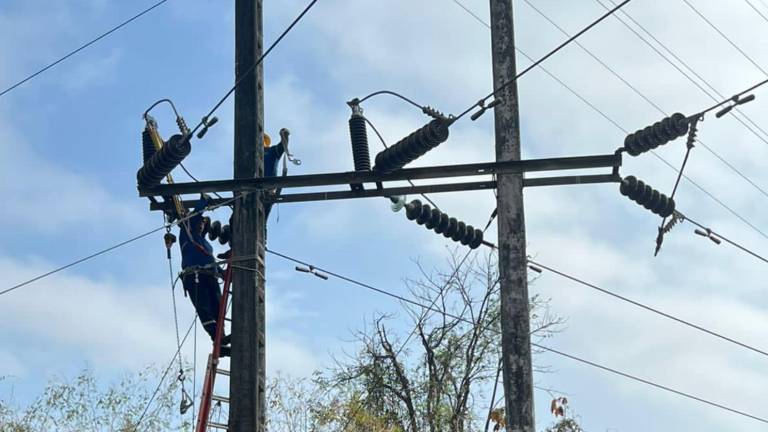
[189,0,320,137]
[388,209,498,358]
[681,214,768,265]
[744,0,768,23]
[598,0,768,141]
[454,0,633,121]
[681,0,768,77]
[0,195,241,297]
[357,90,424,111]
[132,315,196,431]
[529,259,768,358]
[0,0,169,98]
[264,248,768,425]
[450,0,768,241]
[532,0,768,204]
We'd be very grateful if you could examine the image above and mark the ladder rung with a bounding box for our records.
[208,420,228,429]
[212,394,230,403]
[217,368,230,376]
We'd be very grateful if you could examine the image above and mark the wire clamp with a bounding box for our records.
[715,93,756,118]
[694,227,721,245]
[295,265,329,280]
[470,98,501,121]
[197,116,219,139]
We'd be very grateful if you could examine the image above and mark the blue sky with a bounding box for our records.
[1,0,768,430]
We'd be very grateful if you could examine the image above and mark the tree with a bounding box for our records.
[319,250,564,432]
[544,397,584,432]
[0,367,188,432]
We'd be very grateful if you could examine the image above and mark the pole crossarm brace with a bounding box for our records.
[149,173,620,210]
[139,153,622,198]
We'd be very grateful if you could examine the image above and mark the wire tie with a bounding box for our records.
[527,264,543,273]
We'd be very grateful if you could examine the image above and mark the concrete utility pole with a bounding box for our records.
[230,0,266,430]
[489,0,536,430]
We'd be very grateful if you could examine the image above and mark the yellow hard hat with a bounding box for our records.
[263,133,271,148]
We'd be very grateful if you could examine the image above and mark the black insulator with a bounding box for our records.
[373,119,450,174]
[460,225,476,246]
[442,217,458,238]
[218,224,231,245]
[623,113,689,156]
[434,213,450,234]
[136,134,191,188]
[416,204,432,225]
[620,175,675,217]
[451,221,466,242]
[469,229,484,249]
[402,200,482,248]
[405,199,423,221]
[425,208,442,230]
[208,220,222,241]
[142,129,156,163]
[201,216,211,237]
[348,107,371,191]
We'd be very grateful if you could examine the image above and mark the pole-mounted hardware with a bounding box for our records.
[403,199,485,249]
[619,175,675,218]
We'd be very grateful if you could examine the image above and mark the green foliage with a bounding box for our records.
[0,367,189,432]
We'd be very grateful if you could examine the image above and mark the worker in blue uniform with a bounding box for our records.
[179,196,231,356]
[263,128,291,220]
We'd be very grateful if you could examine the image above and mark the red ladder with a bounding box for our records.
[195,263,233,431]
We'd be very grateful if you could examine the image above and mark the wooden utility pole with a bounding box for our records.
[490,0,535,430]
[230,0,266,431]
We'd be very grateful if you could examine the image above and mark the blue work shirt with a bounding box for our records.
[264,143,285,178]
[179,199,215,269]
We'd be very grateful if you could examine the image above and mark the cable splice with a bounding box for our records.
[620,176,675,218]
[373,118,451,174]
[405,199,483,248]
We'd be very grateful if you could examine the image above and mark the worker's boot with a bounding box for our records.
[219,345,231,358]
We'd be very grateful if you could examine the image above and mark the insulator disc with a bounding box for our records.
[219,224,231,245]
[443,217,458,238]
[208,220,222,241]
[405,200,422,220]
[469,229,484,249]
[416,204,432,225]
[425,208,442,229]
[434,213,450,234]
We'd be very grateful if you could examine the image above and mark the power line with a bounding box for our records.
[189,0,320,137]
[597,0,768,143]
[528,259,768,358]
[529,0,768,222]
[539,344,768,425]
[681,213,768,265]
[533,0,768,198]
[449,0,768,242]
[0,196,240,298]
[132,316,196,431]
[745,0,768,23]
[454,0,633,121]
[0,0,169,98]
[681,0,768,77]
[264,248,768,425]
